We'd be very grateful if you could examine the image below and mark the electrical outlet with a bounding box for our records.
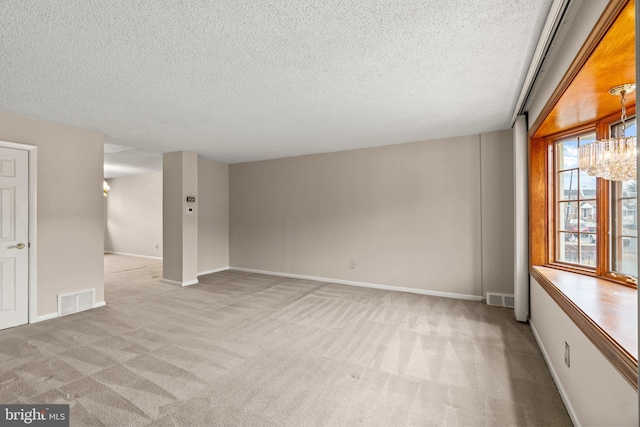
[349,261,355,269]
[564,342,570,367]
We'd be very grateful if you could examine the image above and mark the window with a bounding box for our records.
[610,118,637,278]
[548,117,637,286]
[555,132,597,267]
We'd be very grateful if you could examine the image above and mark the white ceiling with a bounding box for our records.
[0,0,552,178]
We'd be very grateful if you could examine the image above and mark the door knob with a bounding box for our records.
[9,243,25,249]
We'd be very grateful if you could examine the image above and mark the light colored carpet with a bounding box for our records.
[0,254,571,426]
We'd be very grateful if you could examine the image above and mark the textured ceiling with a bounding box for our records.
[0,0,552,177]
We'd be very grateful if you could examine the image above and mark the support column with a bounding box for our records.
[513,115,529,322]
[162,151,198,286]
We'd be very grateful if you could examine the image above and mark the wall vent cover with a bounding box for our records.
[503,295,515,308]
[486,292,515,308]
[58,289,95,316]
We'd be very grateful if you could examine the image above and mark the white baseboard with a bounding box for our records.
[529,319,581,427]
[198,266,230,276]
[34,312,58,323]
[230,267,483,301]
[104,251,163,261]
[161,278,199,287]
[33,301,107,323]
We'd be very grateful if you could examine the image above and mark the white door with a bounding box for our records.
[0,147,29,330]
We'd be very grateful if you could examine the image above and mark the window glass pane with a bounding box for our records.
[578,132,596,146]
[558,201,579,231]
[579,171,596,200]
[559,170,578,200]
[625,121,636,137]
[611,118,636,278]
[612,180,637,276]
[622,198,637,237]
[621,180,637,198]
[613,237,637,277]
[580,200,597,227]
[557,138,578,170]
[562,231,578,242]
[612,119,636,138]
[557,232,578,264]
[579,237,597,266]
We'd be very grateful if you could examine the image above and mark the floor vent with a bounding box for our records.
[58,289,95,316]
[486,292,515,308]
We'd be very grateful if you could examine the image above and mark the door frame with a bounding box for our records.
[0,140,37,324]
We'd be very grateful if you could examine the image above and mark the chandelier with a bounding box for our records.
[578,84,636,181]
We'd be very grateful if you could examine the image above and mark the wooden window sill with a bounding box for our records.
[530,265,638,390]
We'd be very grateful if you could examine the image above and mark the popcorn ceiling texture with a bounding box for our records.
[0,0,552,175]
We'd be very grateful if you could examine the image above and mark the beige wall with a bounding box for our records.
[230,133,513,298]
[198,158,229,274]
[163,151,198,284]
[104,172,163,258]
[481,130,515,296]
[0,112,104,316]
[530,278,638,425]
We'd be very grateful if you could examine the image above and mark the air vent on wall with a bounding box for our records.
[58,289,95,316]
[486,292,515,308]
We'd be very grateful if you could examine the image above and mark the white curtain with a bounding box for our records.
[514,114,529,322]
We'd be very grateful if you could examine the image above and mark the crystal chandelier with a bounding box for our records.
[578,84,636,181]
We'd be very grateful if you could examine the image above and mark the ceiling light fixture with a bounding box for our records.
[578,83,636,181]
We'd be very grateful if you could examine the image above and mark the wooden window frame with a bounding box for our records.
[537,107,637,288]
[549,127,598,273]
[604,115,638,285]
